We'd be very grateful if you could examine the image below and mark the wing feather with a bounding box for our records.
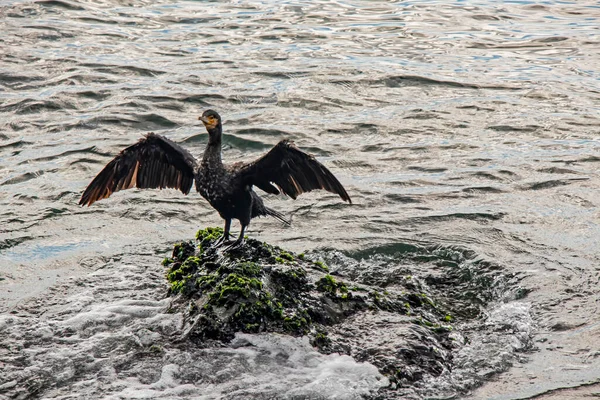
[237,140,351,203]
[79,133,197,206]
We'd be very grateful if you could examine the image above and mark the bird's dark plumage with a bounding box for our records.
[239,140,351,202]
[80,110,351,249]
[79,133,196,206]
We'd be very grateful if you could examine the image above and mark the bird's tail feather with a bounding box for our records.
[266,207,291,226]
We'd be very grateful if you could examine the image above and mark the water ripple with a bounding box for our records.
[1,0,600,398]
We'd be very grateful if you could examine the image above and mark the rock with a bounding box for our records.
[164,228,458,388]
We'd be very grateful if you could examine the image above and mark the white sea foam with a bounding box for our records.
[96,333,387,400]
[428,301,534,393]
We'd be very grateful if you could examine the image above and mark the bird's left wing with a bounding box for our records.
[79,133,197,206]
[237,140,351,203]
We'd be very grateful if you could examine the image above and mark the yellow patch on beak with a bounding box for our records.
[200,116,218,130]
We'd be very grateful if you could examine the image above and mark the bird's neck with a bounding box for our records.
[203,126,223,165]
[207,126,222,146]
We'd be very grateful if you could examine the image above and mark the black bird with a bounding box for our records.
[79,110,351,249]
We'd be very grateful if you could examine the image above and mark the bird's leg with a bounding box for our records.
[223,198,251,252]
[223,225,246,252]
[211,219,231,248]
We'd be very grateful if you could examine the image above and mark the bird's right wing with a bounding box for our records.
[79,133,197,206]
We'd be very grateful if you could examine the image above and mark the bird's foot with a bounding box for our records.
[223,237,244,253]
[209,232,232,249]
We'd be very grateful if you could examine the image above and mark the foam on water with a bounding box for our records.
[99,334,388,400]
[442,302,534,390]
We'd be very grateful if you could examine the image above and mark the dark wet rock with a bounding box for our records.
[164,228,465,392]
[312,243,531,396]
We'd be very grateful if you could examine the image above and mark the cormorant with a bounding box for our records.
[79,110,351,249]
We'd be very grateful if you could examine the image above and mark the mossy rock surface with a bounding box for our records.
[164,228,463,389]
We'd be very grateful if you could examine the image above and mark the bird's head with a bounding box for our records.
[198,109,222,132]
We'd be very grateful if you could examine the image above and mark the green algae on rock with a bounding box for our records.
[165,229,368,341]
[164,228,461,391]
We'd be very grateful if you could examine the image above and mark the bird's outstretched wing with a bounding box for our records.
[79,133,197,206]
[237,140,351,203]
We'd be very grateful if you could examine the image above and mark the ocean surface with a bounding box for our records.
[1,0,600,399]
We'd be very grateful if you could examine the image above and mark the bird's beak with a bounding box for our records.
[198,116,208,124]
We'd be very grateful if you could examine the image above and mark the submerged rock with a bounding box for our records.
[164,228,461,390]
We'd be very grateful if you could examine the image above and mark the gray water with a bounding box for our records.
[1,0,600,399]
